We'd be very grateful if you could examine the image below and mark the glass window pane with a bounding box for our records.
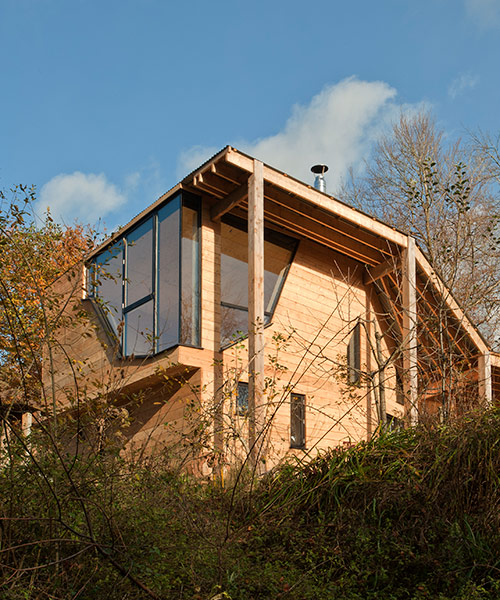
[126,218,153,307]
[180,204,200,345]
[221,222,248,308]
[157,197,180,351]
[220,217,295,345]
[220,305,248,347]
[237,382,248,416]
[347,322,361,384]
[124,300,154,357]
[290,393,306,448]
[94,243,123,336]
[264,241,293,312]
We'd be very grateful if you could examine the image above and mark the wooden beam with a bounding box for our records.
[402,236,418,425]
[210,182,248,222]
[193,171,237,197]
[478,352,493,405]
[264,192,393,263]
[224,148,409,247]
[209,161,245,185]
[248,159,265,469]
[364,258,400,285]
[259,205,382,265]
[415,247,488,353]
[365,287,374,440]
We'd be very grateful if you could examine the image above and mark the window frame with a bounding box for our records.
[87,191,201,358]
[386,413,404,431]
[236,381,249,416]
[347,321,361,385]
[123,215,156,357]
[219,214,298,349]
[290,392,306,449]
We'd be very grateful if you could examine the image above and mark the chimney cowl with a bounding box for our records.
[311,164,329,192]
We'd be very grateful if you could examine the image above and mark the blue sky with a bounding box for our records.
[1,0,499,231]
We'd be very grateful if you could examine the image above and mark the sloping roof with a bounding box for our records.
[86,146,491,357]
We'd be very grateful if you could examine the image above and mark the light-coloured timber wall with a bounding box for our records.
[219,236,403,469]
[46,200,405,471]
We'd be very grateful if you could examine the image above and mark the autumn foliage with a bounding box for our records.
[0,185,95,406]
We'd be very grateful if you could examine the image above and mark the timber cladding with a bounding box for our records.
[43,147,496,474]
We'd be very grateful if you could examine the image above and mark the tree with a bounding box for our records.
[341,111,500,347]
[0,185,95,408]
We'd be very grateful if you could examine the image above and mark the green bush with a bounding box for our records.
[2,408,500,599]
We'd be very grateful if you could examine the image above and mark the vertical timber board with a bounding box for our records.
[365,287,373,440]
[248,159,265,467]
[402,236,418,425]
[201,203,224,475]
[478,352,493,406]
[22,412,33,437]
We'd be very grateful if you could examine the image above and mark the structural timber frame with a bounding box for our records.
[53,145,500,468]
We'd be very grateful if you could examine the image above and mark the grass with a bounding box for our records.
[2,407,500,599]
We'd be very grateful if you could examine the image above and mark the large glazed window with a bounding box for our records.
[220,215,296,347]
[93,243,123,338]
[89,192,201,357]
[124,217,154,356]
[157,198,180,352]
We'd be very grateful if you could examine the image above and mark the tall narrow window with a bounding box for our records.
[347,321,361,385]
[236,381,249,416]
[290,393,306,449]
[92,242,123,338]
[157,197,181,352]
[124,217,154,357]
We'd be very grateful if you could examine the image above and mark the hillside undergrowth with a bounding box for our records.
[2,408,500,599]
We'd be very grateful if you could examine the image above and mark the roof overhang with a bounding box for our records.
[86,146,491,359]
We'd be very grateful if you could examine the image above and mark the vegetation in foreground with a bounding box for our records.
[1,407,500,599]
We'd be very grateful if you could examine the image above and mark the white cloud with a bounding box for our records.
[177,145,220,179]
[38,171,126,225]
[448,73,479,99]
[465,0,500,28]
[178,77,421,194]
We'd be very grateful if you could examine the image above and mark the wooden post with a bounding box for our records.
[478,352,492,406]
[402,237,418,425]
[203,203,224,480]
[375,331,387,428]
[22,412,33,437]
[365,288,373,440]
[248,159,265,469]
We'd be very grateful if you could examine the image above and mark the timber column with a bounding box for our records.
[248,159,265,469]
[402,236,418,425]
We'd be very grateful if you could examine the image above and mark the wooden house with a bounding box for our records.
[47,147,500,472]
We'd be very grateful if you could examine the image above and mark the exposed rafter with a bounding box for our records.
[210,182,248,221]
[364,258,400,285]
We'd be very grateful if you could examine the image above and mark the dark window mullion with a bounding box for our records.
[177,198,183,344]
[220,301,248,312]
[123,293,154,314]
[221,301,272,319]
[153,214,158,353]
[121,240,126,353]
